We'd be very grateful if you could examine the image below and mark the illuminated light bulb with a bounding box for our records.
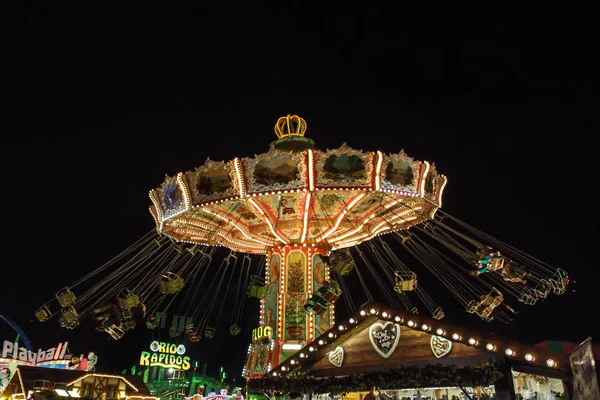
[505,348,515,356]
[369,308,377,315]
[281,366,287,371]
[290,360,296,365]
[349,318,356,324]
[360,310,366,316]
[318,340,324,345]
[272,372,277,376]
[486,343,496,351]
[452,333,461,341]
[407,320,415,327]
[421,324,430,331]
[468,338,478,346]
[338,325,345,331]
[308,347,315,352]
[525,354,535,362]
[328,332,335,338]
[394,316,402,322]
[546,359,556,367]
[382,312,389,318]
[299,353,305,358]
[436,328,445,336]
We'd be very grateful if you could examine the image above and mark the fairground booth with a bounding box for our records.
[247,303,574,400]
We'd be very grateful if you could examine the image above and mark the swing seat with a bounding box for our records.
[432,307,445,320]
[229,324,241,336]
[551,269,569,294]
[466,300,478,314]
[56,288,77,308]
[189,335,200,343]
[35,306,51,322]
[247,284,267,299]
[159,272,185,294]
[59,306,79,329]
[327,249,355,275]
[205,327,216,339]
[393,272,417,293]
[487,256,505,271]
[146,315,159,329]
[117,290,141,309]
[105,323,126,340]
[518,289,538,305]
[247,275,267,298]
[534,280,552,298]
[169,326,180,338]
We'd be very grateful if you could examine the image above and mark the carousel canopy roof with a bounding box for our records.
[149,115,447,254]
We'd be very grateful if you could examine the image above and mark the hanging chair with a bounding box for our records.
[229,324,241,336]
[169,326,180,338]
[518,288,538,305]
[117,289,141,309]
[146,315,160,329]
[159,272,185,294]
[204,327,216,339]
[327,249,355,275]
[551,269,569,295]
[59,306,79,329]
[432,307,445,320]
[247,275,267,299]
[393,271,417,293]
[56,287,77,308]
[35,306,51,322]
[305,281,342,315]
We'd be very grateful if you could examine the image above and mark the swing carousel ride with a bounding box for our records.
[34,114,570,377]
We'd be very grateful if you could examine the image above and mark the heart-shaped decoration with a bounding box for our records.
[430,335,453,358]
[369,322,401,359]
[328,345,344,367]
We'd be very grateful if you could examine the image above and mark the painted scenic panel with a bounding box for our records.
[284,250,307,341]
[284,292,308,341]
[384,158,416,187]
[254,155,300,185]
[194,166,233,196]
[323,154,367,181]
[349,192,385,218]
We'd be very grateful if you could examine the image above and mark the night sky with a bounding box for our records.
[3,2,599,383]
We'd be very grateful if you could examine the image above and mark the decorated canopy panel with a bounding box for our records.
[150,146,447,254]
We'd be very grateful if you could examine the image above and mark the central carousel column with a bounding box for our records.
[262,244,334,367]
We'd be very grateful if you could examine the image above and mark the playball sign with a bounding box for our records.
[139,341,191,370]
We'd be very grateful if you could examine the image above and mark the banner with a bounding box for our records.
[569,337,600,399]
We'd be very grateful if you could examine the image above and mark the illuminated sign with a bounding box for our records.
[251,326,272,342]
[1,340,68,365]
[140,341,190,370]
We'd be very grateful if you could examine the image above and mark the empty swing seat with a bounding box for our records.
[59,306,79,329]
[247,275,267,299]
[56,288,77,308]
[35,306,51,322]
[394,272,417,293]
[327,249,356,275]
[229,324,241,336]
[159,272,185,294]
[205,327,216,339]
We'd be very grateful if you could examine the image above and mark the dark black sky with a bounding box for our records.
[2,1,599,382]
